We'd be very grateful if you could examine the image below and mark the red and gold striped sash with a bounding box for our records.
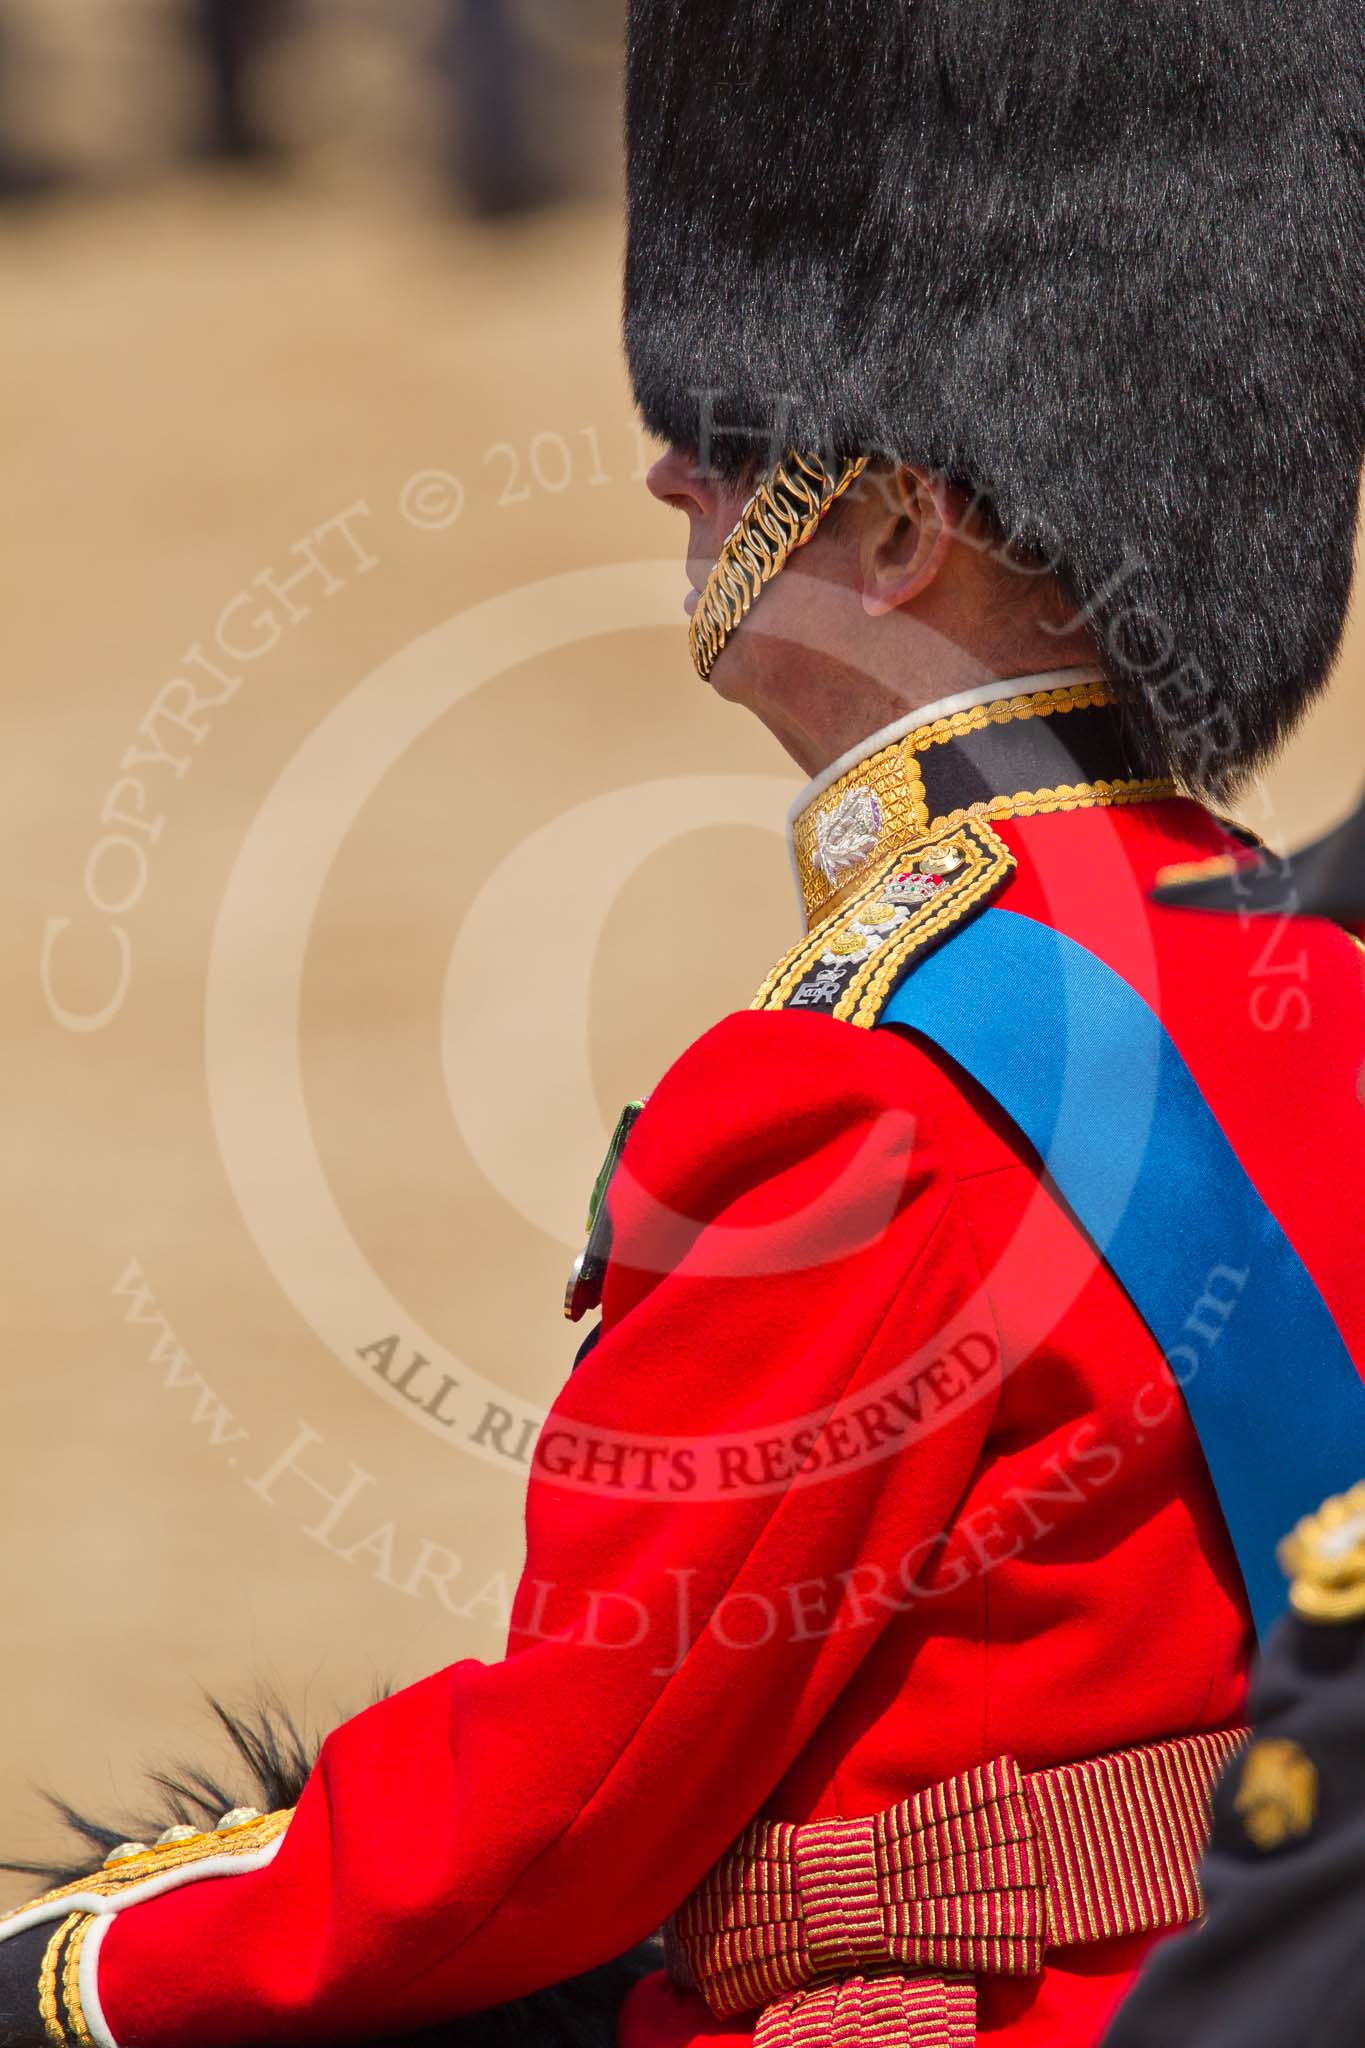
[665,1728,1246,2046]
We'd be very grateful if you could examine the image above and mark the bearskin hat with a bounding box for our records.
[624,0,1365,792]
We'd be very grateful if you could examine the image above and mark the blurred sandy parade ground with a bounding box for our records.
[1,0,1363,1891]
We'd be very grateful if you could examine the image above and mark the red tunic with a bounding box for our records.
[86,793,1365,2048]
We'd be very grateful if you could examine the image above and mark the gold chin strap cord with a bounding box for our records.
[689,450,870,680]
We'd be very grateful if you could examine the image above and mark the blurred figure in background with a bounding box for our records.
[186,0,295,163]
[0,0,607,215]
[432,0,563,217]
[0,4,61,201]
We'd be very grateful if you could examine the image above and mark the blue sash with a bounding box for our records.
[881,906,1365,1639]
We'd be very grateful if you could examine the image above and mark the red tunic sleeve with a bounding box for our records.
[94,1009,998,2048]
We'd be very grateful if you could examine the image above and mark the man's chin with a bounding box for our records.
[703,642,750,705]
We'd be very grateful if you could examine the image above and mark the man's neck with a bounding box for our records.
[758,623,1103,778]
[793,666,1107,812]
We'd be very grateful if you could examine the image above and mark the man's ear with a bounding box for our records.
[859,466,961,618]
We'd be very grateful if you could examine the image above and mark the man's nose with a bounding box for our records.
[646,446,714,518]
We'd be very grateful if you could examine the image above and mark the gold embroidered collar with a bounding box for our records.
[789,677,1175,930]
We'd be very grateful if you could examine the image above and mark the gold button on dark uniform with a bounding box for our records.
[1233,1739,1319,1851]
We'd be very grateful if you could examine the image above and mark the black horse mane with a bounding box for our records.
[4,1695,660,2047]
[5,1692,318,1889]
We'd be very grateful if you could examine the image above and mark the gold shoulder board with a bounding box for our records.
[753,818,1015,1029]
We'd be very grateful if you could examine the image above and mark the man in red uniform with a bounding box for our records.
[3,2,1365,2045]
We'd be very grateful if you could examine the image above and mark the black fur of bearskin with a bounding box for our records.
[624,0,1365,796]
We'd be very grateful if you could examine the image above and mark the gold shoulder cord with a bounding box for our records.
[37,1912,96,2048]
[689,451,870,679]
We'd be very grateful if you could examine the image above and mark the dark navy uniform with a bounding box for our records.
[1104,1487,1365,2048]
[1102,790,1365,2046]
